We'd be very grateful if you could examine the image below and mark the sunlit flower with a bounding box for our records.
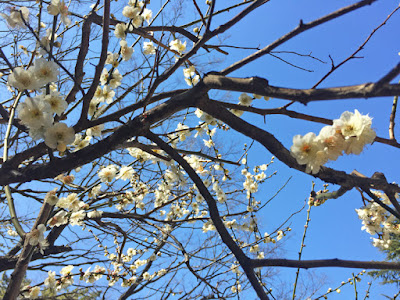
[43,90,68,116]
[0,6,29,28]
[143,41,156,55]
[114,23,127,39]
[29,224,46,246]
[29,286,40,299]
[122,6,143,27]
[290,132,327,174]
[60,265,74,276]
[86,124,104,137]
[239,93,252,106]
[106,52,119,68]
[98,165,119,182]
[87,210,103,218]
[102,85,115,104]
[169,39,186,54]
[120,40,134,61]
[47,210,68,227]
[317,125,345,161]
[116,166,135,180]
[44,271,56,288]
[69,210,86,226]
[142,8,152,24]
[7,67,40,91]
[32,57,59,86]
[333,110,376,155]
[47,0,71,26]
[17,97,53,129]
[44,122,75,152]
[45,188,59,206]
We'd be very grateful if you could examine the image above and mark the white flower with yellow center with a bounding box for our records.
[32,58,59,86]
[143,42,156,55]
[17,97,53,129]
[43,91,68,116]
[7,67,40,91]
[47,0,71,26]
[290,132,327,174]
[44,122,75,152]
[98,165,119,182]
[120,40,134,61]
[169,39,186,54]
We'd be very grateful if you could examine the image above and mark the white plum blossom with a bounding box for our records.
[290,132,327,174]
[32,57,59,87]
[60,265,74,276]
[114,23,127,39]
[98,165,119,182]
[106,52,119,67]
[317,125,345,161]
[142,8,152,24]
[47,210,68,227]
[333,109,376,155]
[86,124,104,137]
[29,224,46,246]
[44,122,75,152]
[290,110,376,173]
[183,65,200,86]
[73,134,92,151]
[101,69,122,89]
[238,93,252,106]
[47,0,71,26]
[43,90,68,116]
[116,166,135,180]
[195,109,217,125]
[1,6,29,28]
[7,67,40,91]
[143,42,156,55]
[56,193,86,212]
[87,210,103,218]
[122,6,143,27]
[169,39,186,54]
[69,210,86,226]
[17,97,54,130]
[44,188,59,206]
[44,271,56,288]
[120,40,134,61]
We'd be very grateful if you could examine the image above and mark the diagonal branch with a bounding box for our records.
[251,258,400,270]
[220,0,377,75]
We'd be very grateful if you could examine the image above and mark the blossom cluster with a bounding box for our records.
[290,110,376,174]
[7,58,75,151]
[356,191,400,249]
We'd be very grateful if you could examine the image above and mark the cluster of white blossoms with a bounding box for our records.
[356,191,400,250]
[8,58,75,151]
[290,110,376,174]
[114,1,152,39]
[183,65,200,86]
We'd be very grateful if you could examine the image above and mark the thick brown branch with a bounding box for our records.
[203,74,400,104]
[252,258,400,270]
